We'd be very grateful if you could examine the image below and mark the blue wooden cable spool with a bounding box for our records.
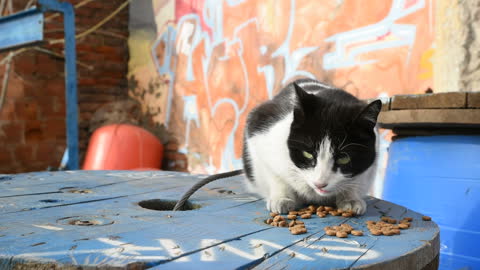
[378,93,480,270]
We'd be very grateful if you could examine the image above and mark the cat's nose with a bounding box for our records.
[315,183,328,189]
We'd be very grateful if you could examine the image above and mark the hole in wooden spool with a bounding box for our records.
[57,216,113,226]
[138,199,201,211]
[39,199,62,203]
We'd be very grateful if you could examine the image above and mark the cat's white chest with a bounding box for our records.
[246,113,294,181]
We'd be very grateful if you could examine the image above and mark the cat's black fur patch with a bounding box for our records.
[243,78,381,182]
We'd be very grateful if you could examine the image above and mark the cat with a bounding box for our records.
[242,78,381,214]
[173,78,381,214]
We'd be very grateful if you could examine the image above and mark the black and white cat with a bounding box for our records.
[242,78,381,215]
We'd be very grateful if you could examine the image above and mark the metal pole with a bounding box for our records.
[40,0,79,170]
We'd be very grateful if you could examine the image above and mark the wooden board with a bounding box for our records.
[0,171,439,270]
[390,93,467,110]
[378,109,480,129]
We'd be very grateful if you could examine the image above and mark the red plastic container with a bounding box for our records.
[82,124,164,170]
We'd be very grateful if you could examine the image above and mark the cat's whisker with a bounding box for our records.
[339,143,368,151]
[338,134,347,150]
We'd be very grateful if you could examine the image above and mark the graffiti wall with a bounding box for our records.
[128,0,434,173]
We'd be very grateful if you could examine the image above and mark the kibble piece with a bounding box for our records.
[324,206,334,211]
[422,216,432,221]
[308,205,317,212]
[271,221,278,227]
[340,227,352,234]
[301,213,312,219]
[366,221,376,225]
[370,229,382,235]
[326,229,337,236]
[317,212,327,218]
[291,226,307,235]
[287,214,297,220]
[289,220,296,227]
[381,216,390,222]
[403,217,413,222]
[295,220,304,224]
[323,226,332,232]
[273,215,285,222]
[382,229,394,236]
[336,231,348,238]
[342,212,353,217]
[387,218,397,224]
[270,212,279,217]
[392,229,401,235]
[279,220,288,227]
[317,206,325,212]
[330,211,341,216]
[399,223,410,229]
[351,230,364,236]
[331,226,340,230]
[266,218,273,224]
[337,209,344,214]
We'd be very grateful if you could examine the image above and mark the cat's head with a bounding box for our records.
[287,82,382,196]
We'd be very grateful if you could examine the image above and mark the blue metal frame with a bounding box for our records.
[39,0,79,170]
[0,8,44,52]
[0,0,79,169]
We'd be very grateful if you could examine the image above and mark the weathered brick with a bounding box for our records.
[0,146,13,164]
[14,144,36,162]
[25,120,45,143]
[44,79,65,96]
[43,119,66,140]
[165,142,179,151]
[0,100,15,120]
[0,121,24,143]
[15,99,39,121]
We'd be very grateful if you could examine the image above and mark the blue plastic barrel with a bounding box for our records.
[382,135,480,270]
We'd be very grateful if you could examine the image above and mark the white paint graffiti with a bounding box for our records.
[323,0,425,70]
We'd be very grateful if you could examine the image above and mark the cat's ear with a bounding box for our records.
[293,83,307,123]
[293,82,309,101]
[356,100,382,128]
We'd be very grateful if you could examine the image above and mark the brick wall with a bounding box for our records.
[0,0,129,173]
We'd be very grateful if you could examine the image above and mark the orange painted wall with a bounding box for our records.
[129,0,434,173]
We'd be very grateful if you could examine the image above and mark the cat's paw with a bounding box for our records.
[337,198,367,215]
[266,197,298,214]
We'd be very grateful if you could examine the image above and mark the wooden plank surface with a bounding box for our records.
[390,92,467,110]
[0,171,439,270]
[378,109,480,129]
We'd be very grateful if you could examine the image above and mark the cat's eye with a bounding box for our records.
[336,155,351,165]
[302,151,314,160]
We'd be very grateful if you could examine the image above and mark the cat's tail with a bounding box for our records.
[173,169,244,211]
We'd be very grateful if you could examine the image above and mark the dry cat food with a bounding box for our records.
[290,225,307,235]
[366,217,414,236]
[301,213,312,219]
[322,223,362,238]
[264,205,356,235]
[351,230,364,236]
[422,216,432,221]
